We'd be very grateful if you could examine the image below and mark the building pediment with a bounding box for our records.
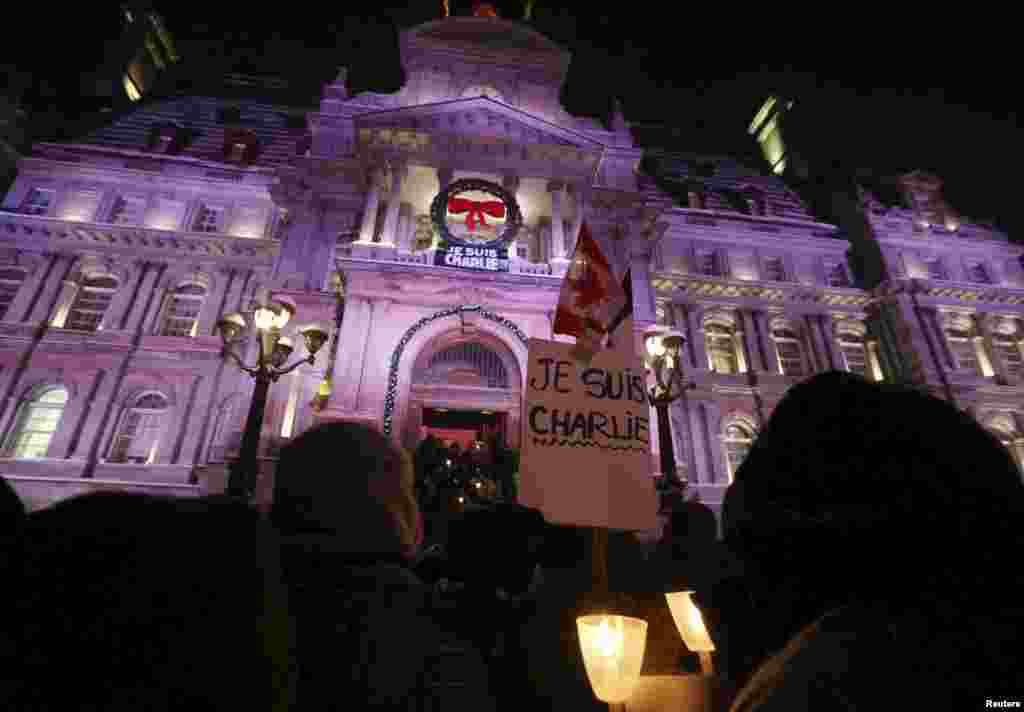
[354,97,603,151]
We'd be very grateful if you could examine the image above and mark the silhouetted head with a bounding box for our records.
[12,492,290,712]
[724,371,1024,610]
[271,421,421,559]
[0,475,25,538]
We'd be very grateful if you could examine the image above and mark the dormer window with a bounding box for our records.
[222,128,258,165]
[193,204,224,233]
[20,188,54,216]
[148,123,184,154]
[965,261,990,284]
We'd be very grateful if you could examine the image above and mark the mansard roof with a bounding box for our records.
[74,95,309,168]
[640,151,815,222]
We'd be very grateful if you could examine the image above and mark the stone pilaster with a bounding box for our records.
[547,180,567,264]
[2,254,52,324]
[357,167,382,244]
[30,254,77,326]
[380,161,407,247]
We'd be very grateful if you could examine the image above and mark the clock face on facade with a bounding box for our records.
[431,178,522,249]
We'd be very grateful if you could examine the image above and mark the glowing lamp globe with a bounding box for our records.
[665,591,715,652]
[216,312,247,344]
[576,615,648,704]
[252,304,277,331]
[271,296,296,329]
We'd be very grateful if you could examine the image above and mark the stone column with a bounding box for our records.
[503,174,521,261]
[629,243,657,324]
[2,254,52,324]
[357,166,382,243]
[380,161,407,247]
[684,305,709,371]
[336,297,370,411]
[732,317,749,374]
[547,180,567,262]
[759,312,781,374]
[567,183,587,255]
[30,254,77,325]
[816,315,836,369]
[395,203,413,252]
[124,263,162,333]
[928,309,956,370]
[972,315,996,378]
[804,314,829,372]
[101,262,143,332]
[738,310,764,371]
[195,270,228,338]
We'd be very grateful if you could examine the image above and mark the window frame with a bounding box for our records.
[159,281,207,337]
[4,386,69,459]
[705,321,739,374]
[65,274,119,333]
[771,325,807,377]
[108,392,170,464]
[20,188,55,216]
[721,420,755,483]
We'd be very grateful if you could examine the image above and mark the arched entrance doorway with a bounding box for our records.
[403,331,522,451]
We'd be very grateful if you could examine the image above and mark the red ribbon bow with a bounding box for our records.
[447,197,505,232]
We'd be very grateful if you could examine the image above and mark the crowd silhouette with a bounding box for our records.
[0,371,1021,710]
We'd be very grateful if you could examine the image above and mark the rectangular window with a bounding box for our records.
[775,339,805,376]
[706,326,737,374]
[21,189,54,216]
[65,277,119,332]
[945,330,978,373]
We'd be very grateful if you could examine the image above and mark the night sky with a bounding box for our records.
[6,1,1018,234]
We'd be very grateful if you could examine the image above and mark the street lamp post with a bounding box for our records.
[217,289,328,500]
[644,330,693,509]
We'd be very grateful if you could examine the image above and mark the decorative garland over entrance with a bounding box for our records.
[382,305,529,437]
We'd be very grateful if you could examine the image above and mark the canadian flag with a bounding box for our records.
[552,222,631,360]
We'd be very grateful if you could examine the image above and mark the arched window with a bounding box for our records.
[722,420,755,482]
[990,318,1023,380]
[109,393,169,464]
[941,314,983,374]
[984,413,1022,471]
[4,386,68,459]
[836,321,869,378]
[771,323,806,377]
[65,274,119,332]
[705,321,739,374]
[0,266,28,320]
[160,282,206,337]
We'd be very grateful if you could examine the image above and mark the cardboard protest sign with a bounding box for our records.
[517,317,658,530]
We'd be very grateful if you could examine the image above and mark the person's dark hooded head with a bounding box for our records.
[271,421,422,559]
[723,371,1024,608]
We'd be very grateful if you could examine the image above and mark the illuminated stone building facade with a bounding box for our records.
[1,13,1020,517]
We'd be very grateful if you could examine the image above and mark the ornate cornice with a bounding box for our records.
[653,272,872,307]
[0,213,277,263]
